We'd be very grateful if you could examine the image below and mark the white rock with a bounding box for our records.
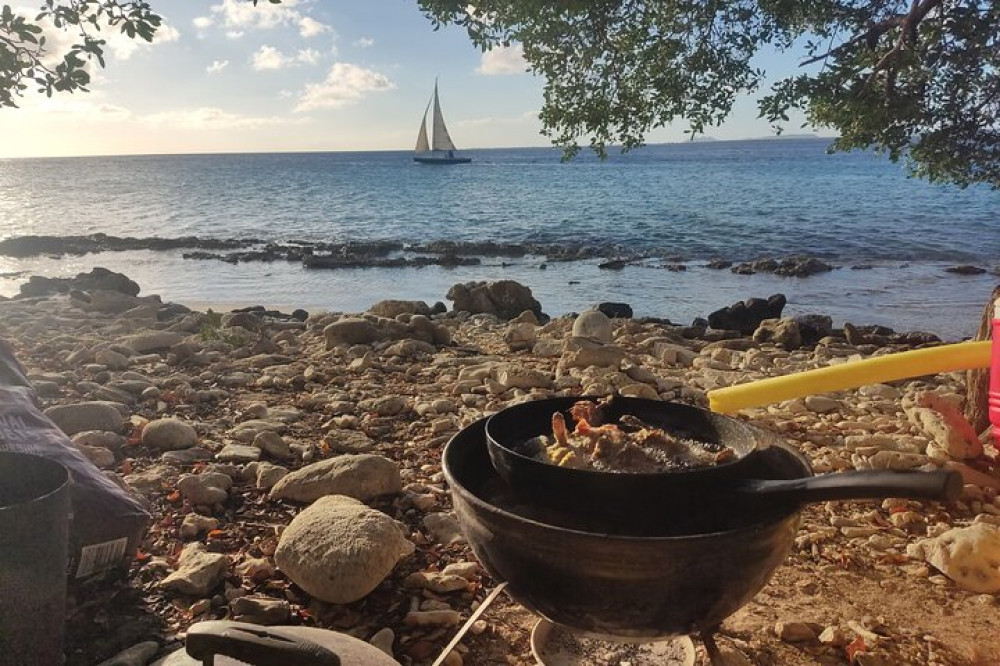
[572,310,613,343]
[906,403,982,461]
[369,628,395,657]
[230,596,290,625]
[94,349,130,371]
[504,322,537,350]
[907,524,1000,593]
[74,443,116,469]
[179,513,220,540]
[255,462,290,490]
[805,395,841,414]
[159,543,228,596]
[122,331,185,353]
[269,454,401,503]
[274,495,414,603]
[492,365,553,390]
[44,402,125,436]
[423,512,466,545]
[142,418,198,450]
[177,472,231,505]
[216,443,261,463]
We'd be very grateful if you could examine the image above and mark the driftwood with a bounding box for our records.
[966,284,1000,435]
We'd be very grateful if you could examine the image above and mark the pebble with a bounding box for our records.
[404,610,462,627]
[370,627,395,657]
[774,621,818,642]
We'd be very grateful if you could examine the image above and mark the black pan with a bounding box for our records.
[443,418,809,636]
[485,396,959,533]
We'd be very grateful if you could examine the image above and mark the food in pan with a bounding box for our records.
[524,398,735,473]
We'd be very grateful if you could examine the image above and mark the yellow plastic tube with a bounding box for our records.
[708,340,991,414]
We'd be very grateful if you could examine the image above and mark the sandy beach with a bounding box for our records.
[1,269,998,666]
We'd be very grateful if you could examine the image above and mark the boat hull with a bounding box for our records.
[413,156,472,165]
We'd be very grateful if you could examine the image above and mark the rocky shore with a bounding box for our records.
[4,233,1000,278]
[1,267,998,666]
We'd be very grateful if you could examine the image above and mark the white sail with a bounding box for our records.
[415,101,431,152]
[430,82,458,152]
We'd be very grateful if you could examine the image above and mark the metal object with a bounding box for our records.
[444,418,806,638]
[484,396,958,534]
[0,452,70,666]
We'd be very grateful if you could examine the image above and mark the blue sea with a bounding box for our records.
[0,139,997,340]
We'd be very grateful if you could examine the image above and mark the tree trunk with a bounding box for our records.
[966,285,1000,435]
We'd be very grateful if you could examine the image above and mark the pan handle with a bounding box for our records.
[736,469,963,504]
[185,621,341,666]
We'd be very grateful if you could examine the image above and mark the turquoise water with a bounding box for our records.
[0,139,997,338]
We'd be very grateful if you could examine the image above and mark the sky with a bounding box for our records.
[0,0,826,158]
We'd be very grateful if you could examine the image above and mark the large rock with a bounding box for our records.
[274,495,414,603]
[595,302,633,319]
[269,454,402,503]
[368,300,431,318]
[572,310,614,343]
[17,267,141,298]
[446,280,542,320]
[159,543,228,596]
[82,290,144,314]
[707,294,786,334]
[752,318,802,350]
[75,267,141,296]
[323,318,380,348]
[142,418,199,450]
[907,524,1000,593]
[44,401,125,436]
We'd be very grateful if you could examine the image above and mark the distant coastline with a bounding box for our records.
[0,133,842,161]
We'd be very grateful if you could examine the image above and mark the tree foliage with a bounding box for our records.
[417,0,1000,188]
[0,1,276,108]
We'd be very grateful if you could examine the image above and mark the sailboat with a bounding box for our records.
[413,80,471,165]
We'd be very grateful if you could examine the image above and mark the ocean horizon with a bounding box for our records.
[1,138,997,340]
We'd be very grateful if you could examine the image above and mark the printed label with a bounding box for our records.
[75,537,129,578]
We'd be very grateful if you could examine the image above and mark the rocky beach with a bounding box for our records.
[1,267,999,666]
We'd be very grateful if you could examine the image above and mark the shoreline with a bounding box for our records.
[0,270,997,665]
[1,249,996,342]
[4,233,1000,271]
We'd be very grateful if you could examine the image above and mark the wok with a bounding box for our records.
[444,418,808,638]
[485,396,958,534]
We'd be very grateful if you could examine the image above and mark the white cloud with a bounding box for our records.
[251,45,287,71]
[477,43,527,75]
[296,48,321,65]
[207,59,229,74]
[211,0,301,30]
[226,30,245,39]
[141,107,290,130]
[354,37,374,48]
[209,0,328,35]
[11,6,179,64]
[251,45,322,71]
[30,98,133,121]
[193,16,213,29]
[103,23,180,61]
[299,16,330,38]
[295,63,394,112]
